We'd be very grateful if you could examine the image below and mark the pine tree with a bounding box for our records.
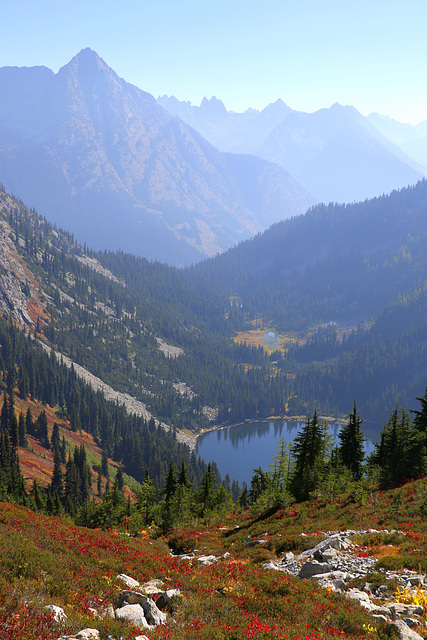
[238,482,248,509]
[160,461,177,531]
[197,463,217,516]
[25,407,34,438]
[51,422,60,452]
[18,411,28,448]
[412,386,427,448]
[290,410,328,501]
[101,448,109,481]
[36,410,50,449]
[0,391,8,432]
[50,448,64,498]
[114,464,124,493]
[137,470,157,525]
[370,407,424,486]
[267,436,292,504]
[338,402,365,480]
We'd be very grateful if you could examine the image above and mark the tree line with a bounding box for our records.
[243,390,427,514]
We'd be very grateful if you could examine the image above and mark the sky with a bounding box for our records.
[2,0,427,124]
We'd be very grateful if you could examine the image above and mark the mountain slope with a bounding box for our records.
[0,185,289,433]
[258,104,425,203]
[191,180,427,418]
[0,49,311,264]
[367,112,427,170]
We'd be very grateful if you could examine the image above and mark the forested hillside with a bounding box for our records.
[191,180,427,420]
[0,186,288,434]
[1,176,427,446]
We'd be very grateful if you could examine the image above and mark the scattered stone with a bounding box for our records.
[321,548,337,563]
[372,614,390,624]
[402,618,419,628]
[117,573,140,589]
[197,555,218,566]
[264,527,425,632]
[390,603,424,618]
[113,590,147,609]
[246,539,267,547]
[115,604,150,628]
[298,561,334,579]
[405,575,425,587]
[45,605,67,621]
[347,588,372,610]
[156,589,181,612]
[57,631,100,640]
[328,536,352,551]
[392,619,425,640]
[141,579,164,595]
[142,597,167,626]
[75,630,100,639]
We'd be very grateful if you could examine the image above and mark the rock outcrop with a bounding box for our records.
[264,529,426,635]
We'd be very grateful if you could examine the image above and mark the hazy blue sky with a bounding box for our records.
[2,0,427,123]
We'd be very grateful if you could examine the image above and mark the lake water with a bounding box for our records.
[196,419,379,486]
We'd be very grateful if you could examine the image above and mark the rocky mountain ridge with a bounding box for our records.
[159,96,426,205]
[0,49,312,265]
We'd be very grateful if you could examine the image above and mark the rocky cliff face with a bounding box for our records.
[0,199,39,326]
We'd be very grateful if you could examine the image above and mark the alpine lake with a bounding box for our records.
[196,418,379,486]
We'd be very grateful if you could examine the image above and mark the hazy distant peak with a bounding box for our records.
[200,96,227,114]
[261,98,293,120]
[58,47,112,78]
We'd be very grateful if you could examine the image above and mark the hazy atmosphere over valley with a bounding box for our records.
[0,3,427,639]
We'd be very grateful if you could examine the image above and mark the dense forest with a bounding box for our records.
[1,178,427,440]
[0,314,215,497]
[189,180,427,420]
[3,191,289,430]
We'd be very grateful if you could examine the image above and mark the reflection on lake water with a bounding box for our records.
[196,420,377,486]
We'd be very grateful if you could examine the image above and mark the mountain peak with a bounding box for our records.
[200,96,227,115]
[58,48,112,79]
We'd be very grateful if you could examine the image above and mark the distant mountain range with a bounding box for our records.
[159,96,426,205]
[1,48,426,266]
[0,49,311,265]
[367,112,427,169]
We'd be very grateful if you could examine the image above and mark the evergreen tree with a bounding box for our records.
[60,435,67,463]
[137,470,157,524]
[25,407,34,438]
[267,437,292,505]
[0,391,8,432]
[18,411,28,448]
[248,467,269,505]
[290,410,328,501]
[160,461,177,531]
[338,402,365,480]
[50,448,64,498]
[36,410,50,449]
[114,464,124,493]
[197,463,217,516]
[238,482,248,509]
[412,386,427,448]
[101,448,109,480]
[31,480,44,511]
[51,422,60,452]
[370,407,424,486]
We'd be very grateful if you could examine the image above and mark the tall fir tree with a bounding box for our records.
[290,410,328,501]
[338,402,365,480]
